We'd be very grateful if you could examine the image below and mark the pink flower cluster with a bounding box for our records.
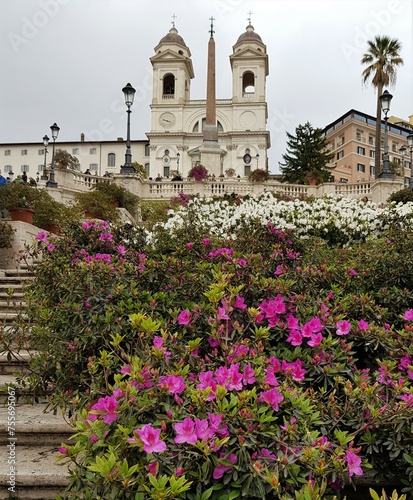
[197,362,255,400]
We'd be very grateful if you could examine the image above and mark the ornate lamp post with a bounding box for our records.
[406,134,413,191]
[255,153,259,170]
[120,83,136,174]
[46,123,59,188]
[41,135,49,181]
[177,152,180,173]
[378,90,393,179]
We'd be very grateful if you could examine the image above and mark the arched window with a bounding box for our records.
[200,118,224,132]
[242,71,255,95]
[107,153,116,167]
[145,143,150,156]
[163,74,175,95]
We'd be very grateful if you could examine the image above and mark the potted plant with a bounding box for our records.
[187,164,209,181]
[248,168,268,183]
[75,191,120,223]
[0,182,41,224]
[225,167,236,178]
[33,191,81,233]
[92,182,140,217]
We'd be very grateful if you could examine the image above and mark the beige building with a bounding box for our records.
[324,110,413,184]
[1,136,148,181]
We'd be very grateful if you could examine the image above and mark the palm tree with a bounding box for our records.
[361,36,403,178]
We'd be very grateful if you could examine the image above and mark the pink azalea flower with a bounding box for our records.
[175,467,184,477]
[302,317,323,337]
[348,268,357,276]
[243,364,256,385]
[47,243,55,252]
[264,366,279,387]
[287,315,299,330]
[186,242,193,249]
[357,319,369,331]
[158,374,185,394]
[174,417,198,444]
[82,220,92,229]
[234,295,247,310]
[213,453,237,479]
[178,310,192,325]
[58,447,67,455]
[195,418,210,440]
[117,245,126,254]
[35,231,48,242]
[147,461,158,475]
[208,413,228,438]
[286,329,303,346]
[153,336,164,348]
[403,309,413,321]
[88,395,119,424]
[282,359,306,382]
[257,388,284,411]
[400,394,413,407]
[307,332,323,347]
[336,320,351,336]
[217,306,230,321]
[345,450,363,477]
[132,424,167,454]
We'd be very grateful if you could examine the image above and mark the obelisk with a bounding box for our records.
[200,17,222,176]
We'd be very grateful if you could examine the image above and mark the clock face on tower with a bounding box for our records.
[159,112,176,129]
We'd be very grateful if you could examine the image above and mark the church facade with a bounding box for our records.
[146,22,271,179]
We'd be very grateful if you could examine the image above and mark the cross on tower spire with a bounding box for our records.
[171,13,177,28]
[209,16,215,38]
[247,11,253,24]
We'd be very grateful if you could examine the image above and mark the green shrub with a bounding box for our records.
[388,188,413,204]
[0,220,15,248]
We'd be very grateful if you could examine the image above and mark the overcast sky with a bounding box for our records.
[1,0,412,172]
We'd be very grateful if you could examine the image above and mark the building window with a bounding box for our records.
[337,135,345,146]
[368,136,374,145]
[107,153,116,167]
[4,165,12,173]
[21,165,29,173]
[145,144,150,156]
[244,165,251,176]
[356,131,364,142]
[38,164,44,172]
[357,146,365,155]
[89,163,98,171]
[163,166,170,178]
[21,149,27,156]
[339,178,348,183]
[357,163,365,173]
[38,149,44,155]
[370,150,375,159]
[370,166,375,176]
[4,150,11,156]
[162,73,175,96]
[337,150,344,160]
[392,143,398,152]
[90,148,97,154]
[145,163,150,176]
[72,148,79,155]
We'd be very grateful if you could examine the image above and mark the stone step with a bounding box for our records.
[0,445,69,500]
[0,350,34,374]
[0,402,74,446]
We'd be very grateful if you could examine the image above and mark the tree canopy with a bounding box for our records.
[279,122,334,184]
[53,149,80,170]
[361,36,403,177]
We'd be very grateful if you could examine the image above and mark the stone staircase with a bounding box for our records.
[0,266,73,500]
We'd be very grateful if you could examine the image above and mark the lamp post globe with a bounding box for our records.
[120,83,136,174]
[46,123,59,188]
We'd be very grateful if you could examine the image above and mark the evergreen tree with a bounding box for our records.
[53,149,80,170]
[279,122,334,184]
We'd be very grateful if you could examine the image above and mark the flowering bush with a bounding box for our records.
[12,198,413,498]
[187,165,209,181]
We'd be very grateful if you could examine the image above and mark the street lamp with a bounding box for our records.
[406,134,413,189]
[255,153,259,170]
[378,90,393,179]
[177,152,180,172]
[46,123,59,188]
[120,82,136,174]
[41,134,49,180]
